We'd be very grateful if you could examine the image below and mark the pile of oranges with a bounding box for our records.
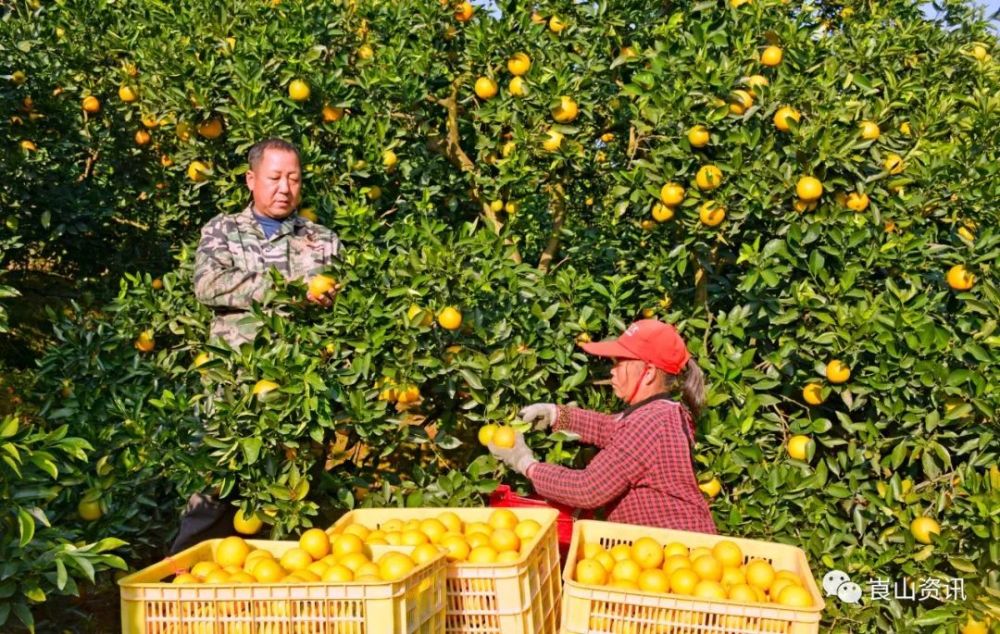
[573,537,813,608]
[337,508,543,565]
[171,530,426,585]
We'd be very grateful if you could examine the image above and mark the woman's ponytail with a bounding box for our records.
[680,358,705,419]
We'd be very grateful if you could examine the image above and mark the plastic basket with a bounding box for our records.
[118,539,446,634]
[561,520,825,634]
[329,507,561,634]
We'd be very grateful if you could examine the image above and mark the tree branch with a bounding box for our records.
[538,182,567,273]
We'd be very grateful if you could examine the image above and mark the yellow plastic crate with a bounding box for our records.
[329,507,561,634]
[561,520,826,634]
[118,539,446,634]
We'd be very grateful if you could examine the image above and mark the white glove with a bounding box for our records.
[489,433,538,475]
[518,403,558,431]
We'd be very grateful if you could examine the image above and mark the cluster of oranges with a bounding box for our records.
[171,531,426,585]
[476,424,516,449]
[573,537,814,608]
[337,509,543,565]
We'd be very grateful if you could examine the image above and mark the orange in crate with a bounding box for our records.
[562,520,825,634]
[329,507,561,634]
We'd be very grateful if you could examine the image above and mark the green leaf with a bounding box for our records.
[17,508,34,548]
[241,437,262,465]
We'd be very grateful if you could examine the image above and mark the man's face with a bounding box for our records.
[246,149,302,219]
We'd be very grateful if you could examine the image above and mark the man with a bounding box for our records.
[193,137,341,349]
[171,139,340,554]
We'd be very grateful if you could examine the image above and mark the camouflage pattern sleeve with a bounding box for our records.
[193,215,270,309]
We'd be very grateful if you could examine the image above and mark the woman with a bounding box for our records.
[489,319,716,533]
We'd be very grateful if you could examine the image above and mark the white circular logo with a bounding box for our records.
[823,570,851,596]
[837,581,863,604]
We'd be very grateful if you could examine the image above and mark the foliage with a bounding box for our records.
[3,0,1000,630]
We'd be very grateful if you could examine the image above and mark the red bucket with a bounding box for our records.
[488,484,592,562]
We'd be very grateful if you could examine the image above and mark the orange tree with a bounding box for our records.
[5,0,1000,630]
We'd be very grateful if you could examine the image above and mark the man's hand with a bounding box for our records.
[306,281,341,308]
[518,403,558,431]
[489,432,538,475]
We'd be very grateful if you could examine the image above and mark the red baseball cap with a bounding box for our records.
[580,319,691,374]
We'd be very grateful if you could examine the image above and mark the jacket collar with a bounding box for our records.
[238,204,300,240]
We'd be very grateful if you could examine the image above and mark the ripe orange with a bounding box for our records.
[796,176,823,201]
[670,568,700,595]
[322,104,344,122]
[712,541,743,569]
[728,583,759,603]
[551,96,579,123]
[215,536,251,568]
[332,533,365,558]
[687,125,710,147]
[663,542,688,559]
[859,121,880,140]
[826,359,851,384]
[508,52,531,76]
[488,509,518,530]
[659,182,685,206]
[134,330,155,353]
[695,165,722,191]
[729,89,754,115]
[82,95,101,113]
[548,15,566,33]
[474,77,498,100]
[288,79,310,102]
[437,306,462,330]
[308,274,337,297]
[468,546,499,564]
[846,192,870,212]
[491,426,516,449]
[542,129,564,151]
[401,529,429,546]
[203,569,231,584]
[321,564,354,582]
[440,535,471,562]
[187,160,211,182]
[378,552,416,581]
[721,566,746,586]
[773,106,800,132]
[746,74,769,92]
[173,573,200,584]
[631,537,664,570]
[410,543,442,565]
[884,153,905,174]
[787,435,811,461]
[694,579,727,599]
[947,264,975,290]
[299,528,331,559]
[342,523,371,541]
[453,1,474,22]
[745,559,775,591]
[490,528,520,552]
[699,201,725,226]
[910,517,941,544]
[514,520,541,541]
[190,561,221,579]
[233,509,263,535]
[197,117,223,139]
[761,46,783,66]
[252,379,279,396]
[662,555,691,577]
[637,569,670,593]
[691,555,723,582]
[576,559,608,586]
[651,202,674,222]
[802,383,825,406]
[776,585,813,607]
[337,552,370,573]
[279,547,313,572]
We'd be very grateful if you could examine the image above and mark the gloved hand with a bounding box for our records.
[518,403,558,431]
[489,432,538,475]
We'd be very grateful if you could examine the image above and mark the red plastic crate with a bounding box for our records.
[488,484,592,558]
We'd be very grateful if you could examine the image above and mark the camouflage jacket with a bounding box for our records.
[194,204,341,347]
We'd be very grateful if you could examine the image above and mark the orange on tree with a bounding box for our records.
[357,44,374,60]
[761,45,784,66]
[551,96,579,123]
[437,306,462,330]
[698,477,721,498]
[82,95,101,113]
[542,129,564,151]
[787,435,811,461]
[508,77,527,97]
[491,426,516,448]
[118,85,138,102]
[78,498,102,521]
[233,509,263,535]
[846,192,870,212]
[802,383,825,405]
[453,1,473,22]
[884,153,905,174]
[288,79,310,101]
[773,106,800,131]
[659,183,685,206]
[507,52,531,76]
[728,89,754,115]
[910,517,940,544]
[695,165,722,190]
[187,160,211,182]
[134,130,151,146]
[796,176,823,201]
[548,15,566,33]
[134,330,155,353]
[826,359,851,384]
[197,117,223,139]
[687,125,710,147]
[322,104,344,122]
[947,264,975,290]
[474,77,498,100]
[651,203,674,223]
[252,379,279,397]
[859,121,881,140]
[746,74,768,92]
[699,201,725,226]
[308,274,337,297]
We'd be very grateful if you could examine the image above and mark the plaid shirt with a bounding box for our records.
[527,395,717,534]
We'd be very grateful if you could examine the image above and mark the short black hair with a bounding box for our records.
[247,138,301,171]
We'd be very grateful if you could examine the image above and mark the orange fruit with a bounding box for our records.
[321,564,354,582]
[670,568,700,595]
[884,153,905,174]
[651,202,674,222]
[761,45,783,66]
[746,559,775,591]
[337,552,370,573]
[728,89,754,115]
[437,306,462,330]
[251,558,285,583]
[773,106,800,132]
[308,274,337,297]
[197,117,223,139]
[659,183,685,206]
[663,542,688,559]
[729,583,759,603]
[637,568,670,593]
[134,129,151,146]
[859,121,880,140]
[712,541,743,569]
[203,569,231,584]
[947,264,975,290]
[609,544,633,562]
[769,578,796,601]
[826,359,851,384]
[134,330,155,353]
[78,498,102,521]
[474,77,498,100]
[173,573,200,584]
[322,104,344,122]
[401,529,429,546]
[288,79,310,101]
[440,535,471,562]
[663,555,692,576]
[496,550,521,563]
[699,478,722,498]
[437,511,462,533]
[693,579,727,600]
[187,160,211,182]
[689,547,713,562]
[803,383,825,405]
[514,520,541,541]
[299,528,331,560]
[488,508,518,530]
[796,176,823,201]
[491,426,516,449]
[468,546,499,563]
[691,555,723,582]
[787,435,811,461]
[215,536,251,568]
[699,201,725,226]
[631,537,664,570]
[611,559,642,584]
[190,561,221,579]
[551,96,579,123]
[721,566,746,586]
[453,1,474,22]
[548,15,566,33]
[576,559,608,586]
[507,52,531,76]
[910,517,941,544]
[490,528,520,552]
[776,585,813,607]
[695,165,722,191]
[687,125,710,147]
[418,518,448,543]
[411,543,442,565]
[279,548,313,572]
[774,570,803,586]
[243,550,273,572]
[342,524,371,541]
[542,128,564,151]
[332,533,365,558]
[82,95,101,113]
